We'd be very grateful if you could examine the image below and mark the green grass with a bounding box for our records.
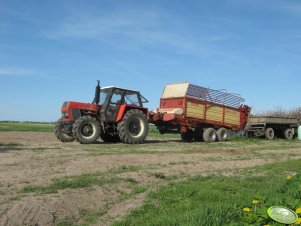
[110,165,140,174]
[21,172,123,194]
[148,126,178,138]
[56,219,77,226]
[21,164,143,195]
[113,159,301,226]
[0,142,21,147]
[78,207,108,225]
[0,122,54,132]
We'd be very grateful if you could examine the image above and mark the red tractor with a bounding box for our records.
[55,81,149,144]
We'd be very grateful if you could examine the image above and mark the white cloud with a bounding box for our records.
[0,67,55,79]
[42,8,230,56]
[43,9,162,39]
[0,67,32,76]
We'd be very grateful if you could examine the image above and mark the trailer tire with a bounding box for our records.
[203,128,217,142]
[118,109,149,144]
[265,127,275,140]
[217,127,228,142]
[193,128,204,142]
[181,129,194,142]
[72,115,100,144]
[284,128,294,140]
[100,133,121,143]
[54,120,75,142]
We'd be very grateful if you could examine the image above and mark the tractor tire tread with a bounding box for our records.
[54,120,75,142]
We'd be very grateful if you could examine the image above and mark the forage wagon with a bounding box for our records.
[149,82,251,142]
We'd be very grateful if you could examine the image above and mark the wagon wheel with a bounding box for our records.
[284,128,294,140]
[203,128,217,142]
[217,127,229,142]
[265,127,275,140]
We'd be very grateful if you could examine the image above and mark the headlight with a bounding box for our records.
[62,112,69,118]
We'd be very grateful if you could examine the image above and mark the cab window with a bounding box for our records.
[111,93,123,104]
[124,92,140,106]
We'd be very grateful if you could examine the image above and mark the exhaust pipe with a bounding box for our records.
[92,80,101,105]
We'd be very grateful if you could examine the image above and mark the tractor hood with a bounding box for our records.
[62,101,100,111]
[61,101,101,122]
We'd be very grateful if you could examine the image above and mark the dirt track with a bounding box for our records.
[1,131,301,226]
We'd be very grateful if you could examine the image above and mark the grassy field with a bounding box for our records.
[0,122,54,132]
[113,159,301,226]
[1,122,301,226]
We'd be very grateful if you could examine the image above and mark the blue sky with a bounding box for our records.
[1,0,301,122]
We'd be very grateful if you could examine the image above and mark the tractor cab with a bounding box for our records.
[99,86,148,122]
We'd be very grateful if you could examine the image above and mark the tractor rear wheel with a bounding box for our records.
[72,115,100,144]
[117,109,149,144]
[284,128,294,140]
[100,133,121,143]
[217,127,229,142]
[54,119,75,142]
[181,129,194,142]
[265,127,275,140]
[203,128,217,142]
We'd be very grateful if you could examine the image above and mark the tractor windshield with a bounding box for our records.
[124,92,140,106]
[124,92,149,106]
[140,94,149,103]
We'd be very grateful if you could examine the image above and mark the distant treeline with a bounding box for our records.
[253,106,301,120]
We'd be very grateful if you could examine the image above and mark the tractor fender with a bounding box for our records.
[116,104,148,122]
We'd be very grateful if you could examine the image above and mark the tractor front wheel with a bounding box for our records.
[54,119,75,142]
[72,116,100,144]
[118,109,149,144]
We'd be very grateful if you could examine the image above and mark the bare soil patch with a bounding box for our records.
[1,131,301,226]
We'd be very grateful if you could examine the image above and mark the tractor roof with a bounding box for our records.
[101,86,140,93]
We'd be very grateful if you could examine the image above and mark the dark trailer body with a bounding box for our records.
[246,117,299,140]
